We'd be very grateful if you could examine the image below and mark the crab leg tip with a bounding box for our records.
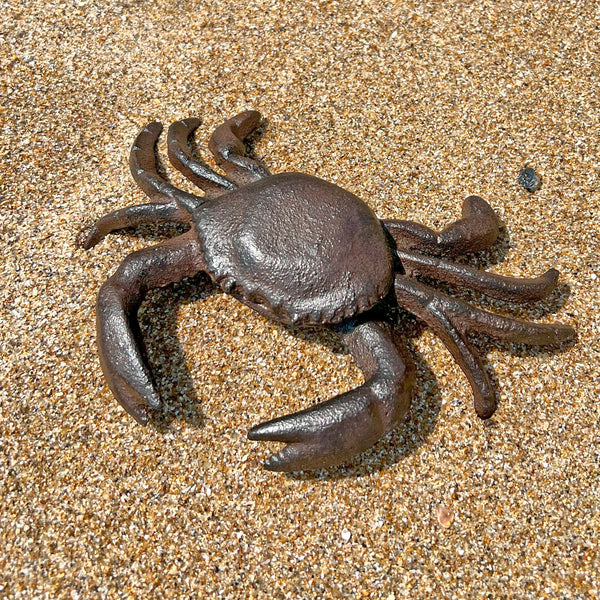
[82,225,101,250]
[131,408,149,426]
[144,122,163,134]
[556,324,577,344]
[474,396,497,420]
[183,117,201,129]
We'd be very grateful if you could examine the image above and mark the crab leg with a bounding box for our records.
[393,275,575,418]
[167,118,237,196]
[248,320,415,472]
[96,231,206,425]
[396,249,560,303]
[208,110,271,185]
[83,122,206,249]
[82,201,190,250]
[129,122,203,213]
[383,195,500,257]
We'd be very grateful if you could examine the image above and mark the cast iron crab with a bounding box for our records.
[84,110,575,472]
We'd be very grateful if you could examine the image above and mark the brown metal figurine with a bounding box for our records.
[84,111,575,472]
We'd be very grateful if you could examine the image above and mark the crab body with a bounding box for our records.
[84,111,575,472]
[195,172,392,325]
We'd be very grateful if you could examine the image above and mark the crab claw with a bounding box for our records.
[96,282,160,425]
[93,232,206,424]
[249,321,415,472]
[249,383,395,471]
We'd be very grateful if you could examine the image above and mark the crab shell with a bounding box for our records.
[195,172,393,326]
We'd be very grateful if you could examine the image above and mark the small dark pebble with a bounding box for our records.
[517,167,542,192]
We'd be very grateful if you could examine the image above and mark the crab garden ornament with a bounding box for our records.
[84,111,575,472]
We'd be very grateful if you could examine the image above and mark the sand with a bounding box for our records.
[1,0,599,597]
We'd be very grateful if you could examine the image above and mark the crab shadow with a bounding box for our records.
[139,273,210,432]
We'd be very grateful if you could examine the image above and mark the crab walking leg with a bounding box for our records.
[395,277,498,418]
[394,275,576,418]
[208,110,271,185]
[383,195,500,257]
[96,231,207,425]
[82,201,191,250]
[84,123,207,250]
[396,249,560,303]
[129,122,204,213]
[248,321,415,472]
[167,118,237,197]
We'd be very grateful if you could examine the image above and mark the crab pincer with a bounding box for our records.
[249,321,415,471]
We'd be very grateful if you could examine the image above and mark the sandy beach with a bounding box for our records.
[1,1,598,597]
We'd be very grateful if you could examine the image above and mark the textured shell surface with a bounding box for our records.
[194,173,393,325]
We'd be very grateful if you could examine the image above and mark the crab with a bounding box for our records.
[84,110,575,472]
